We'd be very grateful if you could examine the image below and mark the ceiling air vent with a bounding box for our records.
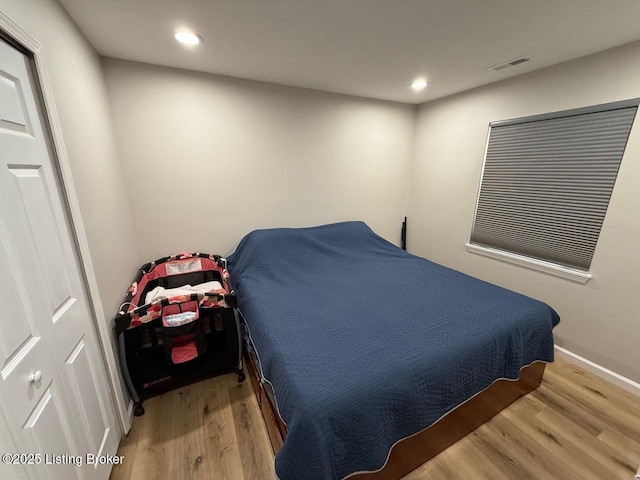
[488,56,531,72]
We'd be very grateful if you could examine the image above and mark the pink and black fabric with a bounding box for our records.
[114,253,234,365]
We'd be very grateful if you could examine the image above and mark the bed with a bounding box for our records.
[227,221,559,480]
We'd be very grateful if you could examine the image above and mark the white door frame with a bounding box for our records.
[0,12,130,433]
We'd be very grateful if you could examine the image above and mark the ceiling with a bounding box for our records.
[58,0,640,105]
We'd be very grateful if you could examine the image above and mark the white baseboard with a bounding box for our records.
[125,400,134,434]
[554,345,640,398]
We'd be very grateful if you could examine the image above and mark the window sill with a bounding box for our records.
[465,243,592,284]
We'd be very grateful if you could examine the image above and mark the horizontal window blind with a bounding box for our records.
[470,99,638,271]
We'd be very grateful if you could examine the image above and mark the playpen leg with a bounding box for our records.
[233,309,245,383]
[133,403,145,416]
[118,332,145,416]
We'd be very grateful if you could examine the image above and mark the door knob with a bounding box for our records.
[29,370,42,384]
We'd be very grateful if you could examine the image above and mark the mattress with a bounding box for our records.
[228,221,559,480]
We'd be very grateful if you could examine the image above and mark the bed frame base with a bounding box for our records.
[244,349,545,480]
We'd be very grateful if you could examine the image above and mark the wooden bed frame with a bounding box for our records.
[244,348,546,480]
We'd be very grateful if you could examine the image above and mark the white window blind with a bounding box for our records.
[470,99,638,271]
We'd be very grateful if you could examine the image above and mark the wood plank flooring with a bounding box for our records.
[110,357,640,480]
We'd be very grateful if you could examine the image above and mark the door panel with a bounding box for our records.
[65,339,109,456]
[23,386,79,479]
[8,164,73,311]
[0,69,30,134]
[0,225,37,363]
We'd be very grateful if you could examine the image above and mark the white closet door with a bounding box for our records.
[0,38,119,480]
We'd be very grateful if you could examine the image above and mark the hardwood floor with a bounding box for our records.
[110,357,640,480]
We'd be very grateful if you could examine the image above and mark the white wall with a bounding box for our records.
[0,0,139,408]
[102,58,415,262]
[409,41,640,383]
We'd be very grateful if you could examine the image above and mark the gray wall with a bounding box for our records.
[409,41,640,383]
[102,58,415,262]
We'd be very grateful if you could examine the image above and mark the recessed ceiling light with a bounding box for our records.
[411,79,428,91]
[175,31,203,45]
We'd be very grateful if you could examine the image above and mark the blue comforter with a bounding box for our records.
[228,221,559,480]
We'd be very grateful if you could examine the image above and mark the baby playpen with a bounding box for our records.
[115,253,244,416]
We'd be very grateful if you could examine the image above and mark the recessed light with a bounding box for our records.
[411,79,428,91]
[175,31,203,45]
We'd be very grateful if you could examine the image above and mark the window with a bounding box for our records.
[467,99,639,283]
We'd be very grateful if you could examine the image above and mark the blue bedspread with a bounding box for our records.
[228,221,559,480]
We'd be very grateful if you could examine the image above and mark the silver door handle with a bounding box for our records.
[29,370,42,384]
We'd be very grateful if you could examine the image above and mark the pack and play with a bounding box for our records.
[115,253,244,416]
